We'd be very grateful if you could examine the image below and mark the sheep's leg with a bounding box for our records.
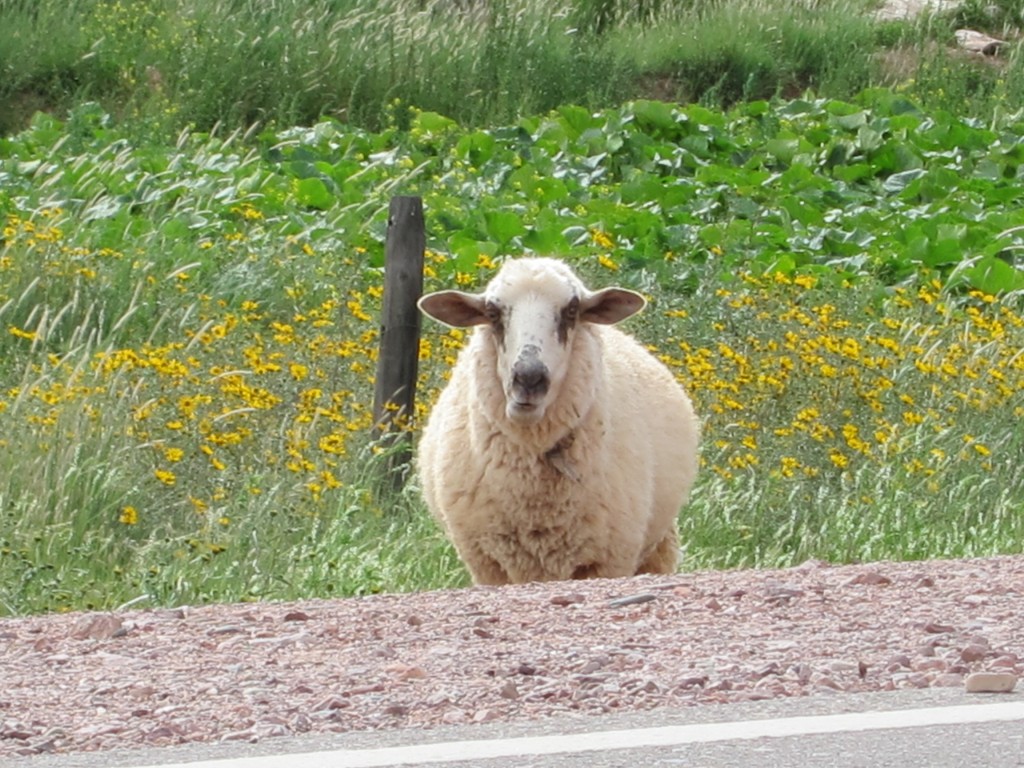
[571,563,600,580]
[464,549,512,585]
[635,527,680,575]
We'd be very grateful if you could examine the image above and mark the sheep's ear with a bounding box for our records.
[581,288,646,325]
[418,290,489,328]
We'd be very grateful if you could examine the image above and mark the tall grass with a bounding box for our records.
[2,0,1020,137]
[607,0,879,105]
[0,0,628,135]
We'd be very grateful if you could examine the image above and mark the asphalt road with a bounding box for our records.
[10,688,1023,768]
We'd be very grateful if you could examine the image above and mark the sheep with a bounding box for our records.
[416,256,700,585]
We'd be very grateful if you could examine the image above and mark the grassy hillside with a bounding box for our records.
[1,0,1022,136]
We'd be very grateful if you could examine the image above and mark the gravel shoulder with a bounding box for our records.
[2,555,1023,758]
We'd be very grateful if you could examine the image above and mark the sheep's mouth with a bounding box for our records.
[507,399,544,423]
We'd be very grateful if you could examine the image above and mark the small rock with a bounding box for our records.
[628,678,662,695]
[71,614,125,641]
[157,608,188,620]
[813,675,842,691]
[383,705,409,716]
[736,690,775,702]
[311,696,349,712]
[577,657,609,674]
[220,729,258,743]
[129,685,158,700]
[608,593,657,608]
[753,677,787,694]
[388,664,429,681]
[343,683,386,697]
[826,660,859,675]
[844,570,892,587]
[907,673,931,689]
[283,611,311,622]
[1,722,34,741]
[933,673,965,688]
[499,680,519,700]
[789,663,813,685]
[406,615,424,626]
[765,585,803,604]
[676,675,709,689]
[960,644,989,663]
[207,625,244,636]
[550,593,585,606]
[916,658,948,672]
[795,558,830,570]
[143,725,180,743]
[29,735,62,753]
[965,672,1017,693]
[915,576,935,588]
[955,29,1005,56]
[752,662,781,679]
[922,621,955,634]
[401,666,429,681]
[473,709,500,723]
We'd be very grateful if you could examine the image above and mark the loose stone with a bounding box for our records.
[965,672,1017,693]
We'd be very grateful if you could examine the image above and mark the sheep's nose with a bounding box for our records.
[512,358,549,397]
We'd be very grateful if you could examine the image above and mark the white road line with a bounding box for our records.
[140,700,1024,768]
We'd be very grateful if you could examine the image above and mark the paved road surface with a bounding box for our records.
[11,688,1023,768]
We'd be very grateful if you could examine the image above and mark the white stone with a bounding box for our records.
[965,672,1017,693]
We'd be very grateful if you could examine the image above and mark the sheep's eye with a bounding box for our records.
[484,302,502,325]
[558,297,580,344]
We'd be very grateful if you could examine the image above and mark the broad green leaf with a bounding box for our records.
[832,111,868,131]
[962,256,1024,294]
[556,105,597,141]
[294,177,334,210]
[766,138,800,164]
[484,210,527,246]
[412,110,458,137]
[856,125,883,153]
[883,168,927,193]
[523,224,567,254]
[831,162,874,183]
[632,100,679,137]
[455,131,497,165]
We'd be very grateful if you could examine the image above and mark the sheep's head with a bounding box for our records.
[418,257,645,425]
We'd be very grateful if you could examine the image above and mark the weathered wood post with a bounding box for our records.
[372,196,425,488]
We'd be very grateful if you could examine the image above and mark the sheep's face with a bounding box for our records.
[419,258,645,425]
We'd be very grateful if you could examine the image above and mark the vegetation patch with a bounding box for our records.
[0,0,1021,136]
[2,90,1024,614]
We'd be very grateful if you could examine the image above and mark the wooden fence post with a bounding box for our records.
[372,196,425,488]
